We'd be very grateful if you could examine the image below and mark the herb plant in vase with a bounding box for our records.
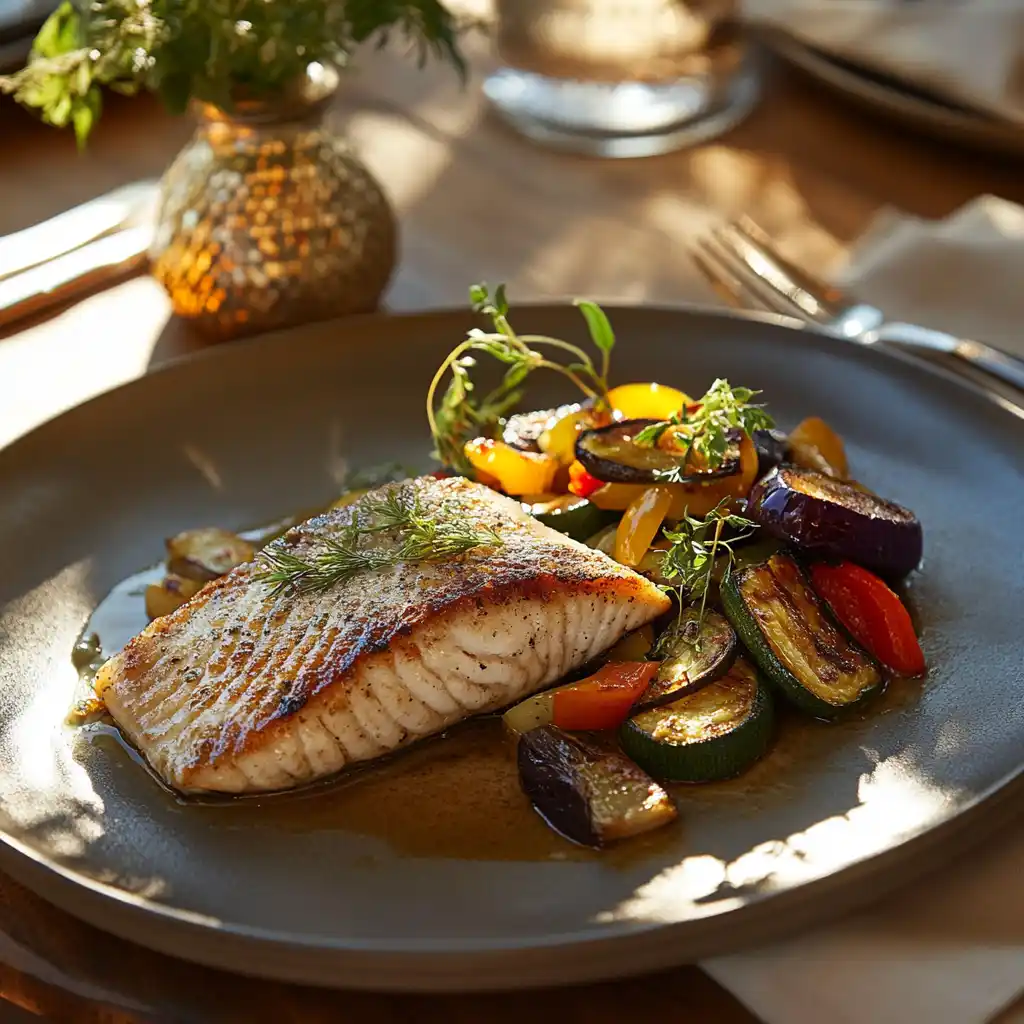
[1,1,467,339]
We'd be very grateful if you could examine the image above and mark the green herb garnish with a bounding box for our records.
[427,283,615,475]
[0,0,470,146]
[255,486,502,596]
[654,500,757,650]
[634,378,774,476]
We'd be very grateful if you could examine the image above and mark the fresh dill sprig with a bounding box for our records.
[427,283,616,475]
[634,378,774,472]
[254,486,502,596]
[654,499,757,650]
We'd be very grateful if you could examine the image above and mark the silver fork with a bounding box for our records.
[691,216,1024,394]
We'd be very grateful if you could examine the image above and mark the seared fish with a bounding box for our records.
[96,477,670,794]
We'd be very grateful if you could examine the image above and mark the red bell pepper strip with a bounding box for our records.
[552,661,659,731]
[810,561,926,676]
[568,461,604,499]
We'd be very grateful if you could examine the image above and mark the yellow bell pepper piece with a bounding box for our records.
[607,382,692,421]
[538,407,592,464]
[615,486,674,567]
[464,438,559,496]
[602,625,655,661]
[788,416,848,478]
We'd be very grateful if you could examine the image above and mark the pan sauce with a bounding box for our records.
[73,549,924,863]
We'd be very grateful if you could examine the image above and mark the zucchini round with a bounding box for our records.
[721,551,886,719]
[621,658,774,782]
[526,496,618,542]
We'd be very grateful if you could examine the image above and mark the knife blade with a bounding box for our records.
[0,180,160,284]
[0,223,154,328]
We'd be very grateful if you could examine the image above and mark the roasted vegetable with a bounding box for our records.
[166,528,255,582]
[504,402,585,453]
[588,434,760,520]
[575,419,740,485]
[567,460,605,499]
[525,495,617,542]
[747,465,923,579]
[602,625,655,662]
[621,658,774,782]
[615,486,674,566]
[721,551,885,719]
[503,661,658,735]
[637,609,737,710]
[145,574,203,620]
[810,561,926,676]
[517,726,677,847]
[464,438,559,495]
[788,416,848,478]
[606,382,691,421]
[538,405,603,464]
[551,662,659,731]
[753,428,789,477]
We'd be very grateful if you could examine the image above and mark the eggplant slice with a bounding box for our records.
[575,419,741,485]
[517,726,677,847]
[747,465,923,578]
[638,609,738,710]
[753,428,789,478]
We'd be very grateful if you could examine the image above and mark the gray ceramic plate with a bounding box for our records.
[0,306,1022,991]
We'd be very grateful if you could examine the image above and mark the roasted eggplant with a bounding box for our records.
[166,528,256,582]
[621,658,774,782]
[721,551,885,719]
[517,726,677,847]
[747,466,922,578]
[144,573,204,620]
[752,428,789,477]
[637,609,738,710]
[575,420,741,485]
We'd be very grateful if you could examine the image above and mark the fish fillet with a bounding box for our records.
[96,477,670,794]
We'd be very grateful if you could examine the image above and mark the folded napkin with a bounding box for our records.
[740,0,1024,126]
[703,195,1024,1024]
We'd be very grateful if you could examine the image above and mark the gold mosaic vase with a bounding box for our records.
[150,64,397,340]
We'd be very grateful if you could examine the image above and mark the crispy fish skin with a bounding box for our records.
[96,477,671,794]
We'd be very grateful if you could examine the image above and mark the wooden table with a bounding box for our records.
[1,36,1023,1023]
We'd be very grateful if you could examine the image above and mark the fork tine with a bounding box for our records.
[731,217,848,316]
[698,230,808,320]
[689,239,768,312]
[708,224,820,321]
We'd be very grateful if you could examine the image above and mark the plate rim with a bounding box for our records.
[1,302,1023,985]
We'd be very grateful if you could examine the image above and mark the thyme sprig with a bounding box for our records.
[427,283,616,475]
[634,378,774,474]
[255,486,502,596]
[654,500,757,650]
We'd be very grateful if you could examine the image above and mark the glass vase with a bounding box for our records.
[150,64,397,340]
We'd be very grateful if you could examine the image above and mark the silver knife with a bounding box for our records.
[0,223,154,328]
[0,180,159,283]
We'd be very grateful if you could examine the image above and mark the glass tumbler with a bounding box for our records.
[484,0,760,157]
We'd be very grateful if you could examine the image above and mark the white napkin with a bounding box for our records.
[703,195,1024,1024]
[740,0,1024,126]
